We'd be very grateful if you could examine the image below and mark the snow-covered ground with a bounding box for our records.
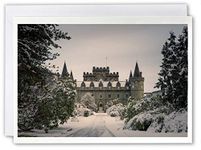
[18,113,187,137]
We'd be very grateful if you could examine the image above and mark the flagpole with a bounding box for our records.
[106,57,107,67]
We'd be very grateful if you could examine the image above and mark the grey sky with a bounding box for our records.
[49,24,185,92]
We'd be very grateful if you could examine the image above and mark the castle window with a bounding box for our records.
[107,82,112,88]
[81,81,86,88]
[99,81,103,88]
[125,80,130,89]
[126,94,128,98]
[117,94,119,98]
[100,95,102,99]
[108,94,111,98]
[90,81,94,88]
[116,81,121,88]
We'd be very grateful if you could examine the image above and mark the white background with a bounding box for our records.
[0,0,200,149]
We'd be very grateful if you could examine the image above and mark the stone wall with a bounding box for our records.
[76,87,130,111]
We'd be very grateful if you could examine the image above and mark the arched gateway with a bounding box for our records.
[98,102,104,113]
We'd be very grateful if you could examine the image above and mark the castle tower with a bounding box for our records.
[61,61,69,77]
[70,70,74,80]
[129,70,132,83]
[130,62,144,100]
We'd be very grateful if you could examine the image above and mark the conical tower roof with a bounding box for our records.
[129,70,132,78]
[61,61,69,77]
[129,70,132,82]
[70,70,74,80]
[134,62,140,77]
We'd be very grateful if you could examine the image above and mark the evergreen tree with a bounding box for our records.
[33,75,76,132]
[18,24,73,131]
[155,32,176,104]
[18,24,71,94]
[156,26,188,110]
[172,27,188,109]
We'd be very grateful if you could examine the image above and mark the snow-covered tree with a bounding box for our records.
[123,96,175,131]
[156,26,188,110]
[106,103,125,118]
[172,26,188,109]
[80,93,97,111]
[124,96,173,123]
[33,76,76,131]
[155,32,177,104]
[123,26,188,132]
[18,70,52,131]
[18,24,73,131]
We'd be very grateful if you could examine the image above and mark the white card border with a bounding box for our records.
[13,16,192,144]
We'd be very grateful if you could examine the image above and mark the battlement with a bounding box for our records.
[92,66,110,73]
[83,66,119,81]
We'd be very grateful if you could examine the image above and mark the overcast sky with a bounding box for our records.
[48,24,185,92]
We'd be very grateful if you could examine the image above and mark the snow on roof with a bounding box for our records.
[76,81,126,87]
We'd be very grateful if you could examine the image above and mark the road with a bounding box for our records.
[67,113,115,137]
[18,113,187,137]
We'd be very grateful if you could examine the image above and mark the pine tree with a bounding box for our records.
[172,27,188,109]
[18,24,71,92]
[156,26,188,110]
[156,32,177,104]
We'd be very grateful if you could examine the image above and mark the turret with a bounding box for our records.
[70,70,74,80]
[134,62,141,78]
[129,70,132,82]
[61,61,69,77]
[130,62,144,100]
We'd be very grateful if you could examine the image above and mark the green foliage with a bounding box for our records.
[18,24,71,65]
[18,24,74,132]
[18,24,71,97]
[124,96,173,123]
[123,112,153,131]
[124,27,188,131]
[135,119,152,131]
[156,26,188,110]
[34,76,76,130]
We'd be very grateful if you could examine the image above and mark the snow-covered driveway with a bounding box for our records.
[18,113,120,137]
[18,113,187,137]
[67,113,115,137]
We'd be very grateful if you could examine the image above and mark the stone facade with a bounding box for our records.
[61,62,144,112]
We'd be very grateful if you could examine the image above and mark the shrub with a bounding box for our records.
[124,95,173,123]
[124,112,153,131]
[84,110,89,117]
[106,103,125,118]
[80,93,97,112]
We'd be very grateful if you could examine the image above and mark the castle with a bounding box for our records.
[61,62,144,112]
